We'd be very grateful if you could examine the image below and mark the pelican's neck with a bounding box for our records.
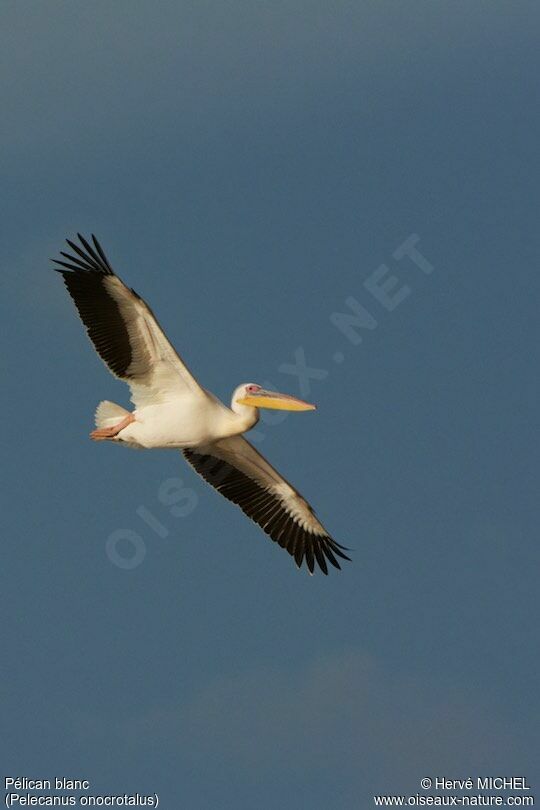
[228,400,260,434]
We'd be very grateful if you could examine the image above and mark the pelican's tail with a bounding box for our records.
[95,401,130,429]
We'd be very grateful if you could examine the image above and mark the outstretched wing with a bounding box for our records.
[183,435,350,575]
[53,234,205,407]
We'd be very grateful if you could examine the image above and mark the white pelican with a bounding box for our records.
[54,235,350,575]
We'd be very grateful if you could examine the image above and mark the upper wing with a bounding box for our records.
[53,234,205,407]
[183,435,350,575]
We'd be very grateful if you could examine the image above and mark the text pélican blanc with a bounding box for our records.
[6,781,89,791]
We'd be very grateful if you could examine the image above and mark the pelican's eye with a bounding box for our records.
[246,385,261,393]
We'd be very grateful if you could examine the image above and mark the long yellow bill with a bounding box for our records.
[237,390,316,411]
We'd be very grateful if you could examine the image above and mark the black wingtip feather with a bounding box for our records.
[328,542,352,562]
[305,544,315,574]
[313,543,329,575]
[91,234,114,273]
[320,541,342,571]
[52,258,85,273]
[65,238,100,271]
[77,233,104,269]
[59,250,95,271]
[53,234,114,277]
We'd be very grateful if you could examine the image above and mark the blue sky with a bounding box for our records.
[1,2,539,807]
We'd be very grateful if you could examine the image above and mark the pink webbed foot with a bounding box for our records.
[90,413,135,441]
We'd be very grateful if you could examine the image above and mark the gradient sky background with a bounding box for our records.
[1,2,539,807]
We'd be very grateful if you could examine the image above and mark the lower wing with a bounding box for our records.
[183,435,350,575]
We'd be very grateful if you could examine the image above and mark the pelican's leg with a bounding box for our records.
[90,413,136,441]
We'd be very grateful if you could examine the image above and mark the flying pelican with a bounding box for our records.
[54,234,350,575]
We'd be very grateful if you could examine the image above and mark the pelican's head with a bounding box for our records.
[234,383,316,412]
